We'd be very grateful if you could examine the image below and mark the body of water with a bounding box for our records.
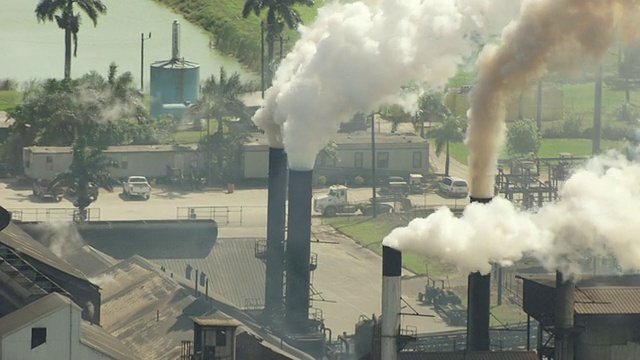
[0,0,255,88]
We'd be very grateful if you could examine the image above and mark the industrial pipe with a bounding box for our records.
[381,245,401,360]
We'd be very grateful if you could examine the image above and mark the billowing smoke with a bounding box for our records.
[253,0,523,170]
[467,0,640,197]
[384,150,640,276]
[37,221,86,258]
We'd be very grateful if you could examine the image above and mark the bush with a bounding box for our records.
[562,113,584,138]
[354,175,365,186]
[316,176,327,187]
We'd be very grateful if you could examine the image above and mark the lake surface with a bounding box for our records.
[0,0,255,88]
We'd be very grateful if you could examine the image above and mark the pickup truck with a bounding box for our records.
[122,176,151,200]
[313,185,395,217]
[32,179,64,202]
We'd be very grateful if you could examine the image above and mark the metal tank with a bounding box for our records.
[150,20,200,117]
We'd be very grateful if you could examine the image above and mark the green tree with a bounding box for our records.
[49,138,118,222]
[35,0,107,79]
[506,118,541,158]
[418,93,451,137]
[428,115,465,176]
[189,67,254,184]
[242,0,313,86]
[618,42,640,103]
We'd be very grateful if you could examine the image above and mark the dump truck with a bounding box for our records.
[314,185,404,217]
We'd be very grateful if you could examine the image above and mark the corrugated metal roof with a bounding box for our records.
[575,287,640,315]
[245,130,428,147]
[153,237,266,310]
[81,322,140,360]
[98,256,211,360]
[3,223,89,281]
[64,245,119,278]
[399,351,539,360]
[0,292,79,338]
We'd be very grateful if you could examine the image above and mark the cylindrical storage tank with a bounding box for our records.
[150,60,200,117]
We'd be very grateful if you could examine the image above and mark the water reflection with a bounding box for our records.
[0,0,255,86]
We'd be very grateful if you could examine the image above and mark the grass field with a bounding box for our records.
[324,215,457,278]
[0,91,20,112]
[445,138,626,165]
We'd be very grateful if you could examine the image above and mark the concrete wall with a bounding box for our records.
[0,304,104,360]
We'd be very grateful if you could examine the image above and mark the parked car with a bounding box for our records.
[66,183,99,203]
[438,176,469,198]
[32,179,64,202]
[122,176,151,200]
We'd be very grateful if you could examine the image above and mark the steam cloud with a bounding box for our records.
[38,221,86,258]
[384,150,640,276]
[253,0,523,169]
[385,0,640,275]
[467,0,640,197]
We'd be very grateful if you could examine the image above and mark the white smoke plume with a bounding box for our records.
[253,0,523,170]
[38,221,86,258]
[384,150,640,276]
[467,0,640,197]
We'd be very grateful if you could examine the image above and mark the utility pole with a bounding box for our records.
[371,111,377,218]
[261,21,266,99]
[140,32,152,92]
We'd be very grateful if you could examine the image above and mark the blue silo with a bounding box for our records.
[150,20,200,118]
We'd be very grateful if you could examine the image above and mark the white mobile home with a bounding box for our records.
[242,131,430,183]
[23,144,201,181]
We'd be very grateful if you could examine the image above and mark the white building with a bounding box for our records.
[0,293,137,360]
[242,131,430,182]
[23,144,200,181]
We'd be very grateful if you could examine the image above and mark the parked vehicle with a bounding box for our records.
[122,176,151,200]
[314,185,395,217]
[65,183,99,202]
[408,173,425,194]
[378,176,409,197]
[32,179,64,202]
[438,176,469,198]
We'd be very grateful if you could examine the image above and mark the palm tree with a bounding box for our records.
[418,93,451,137]
[189,67,253,184]
[35,0,107,79]
[49,138,117,222]
[242,0,313,86]
[428,115,465,176]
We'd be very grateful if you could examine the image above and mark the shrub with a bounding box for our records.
[316,176,327,187]
[562,113,584,138]
[354,175,365,185]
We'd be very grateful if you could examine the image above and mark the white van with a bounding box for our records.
[438,176,469,198]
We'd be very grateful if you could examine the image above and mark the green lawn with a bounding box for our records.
[0,90,20,111]
[445,138,625,165]
[173,131,203,144]
[324,215,457,278]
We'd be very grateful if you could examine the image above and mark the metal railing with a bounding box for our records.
[176,206,244,226]
[8,208,101,223]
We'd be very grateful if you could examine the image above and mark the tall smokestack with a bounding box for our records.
[171,20,180,60]
[264,147,288,322]
[285,169,313,333]
[555,271,575,360]
[381,246,401,360]
[467,196,492,352]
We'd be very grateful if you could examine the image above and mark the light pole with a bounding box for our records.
[261,21,266,99]
[371,111,377,218]
[140,32,152,92]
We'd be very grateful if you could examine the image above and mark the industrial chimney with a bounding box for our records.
[381,246,402,360]
[264,147,288,322]
[466,196,492,352]
[555,271,575,360]
[285,169,313,333]
[171,20,181,60]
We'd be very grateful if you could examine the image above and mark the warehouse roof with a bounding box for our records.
[399,351,539,360]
